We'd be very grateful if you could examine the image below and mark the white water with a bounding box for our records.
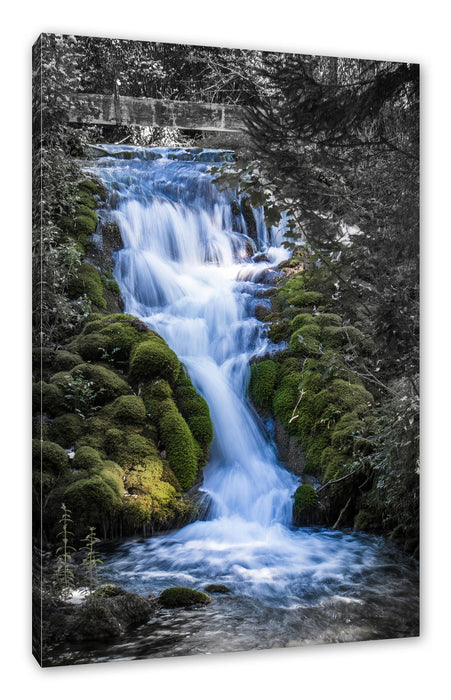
[88,148,419,617]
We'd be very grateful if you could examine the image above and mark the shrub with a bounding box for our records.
[129,339,180,385]
[248,360,278,409]
[49,413,84,448]
[158,587,211,608]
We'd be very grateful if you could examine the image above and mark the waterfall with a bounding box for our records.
[89,147,418,610]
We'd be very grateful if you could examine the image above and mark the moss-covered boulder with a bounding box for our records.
[248,360,278,409]
[129,338,181,385]
[102,395,147,426]
[68,262,106,309]
[158,587,211,608]
[48,413,84,448]
[32,439,69,475]
[204,584,231,594]
[72,446,104,474]
[293,483,319,524]
[158,400,199,490]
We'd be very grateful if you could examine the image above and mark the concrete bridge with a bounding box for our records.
[68,93,245,133]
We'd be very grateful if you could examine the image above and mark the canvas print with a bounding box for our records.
[32,34,419,667]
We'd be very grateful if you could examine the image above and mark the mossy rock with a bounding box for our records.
[72,446,104,474]
[102,395,147,426]
[129,338,181,386]
[77,177,107,200]
[304,431,332,475]
[158,587,211,608]
[286,290,323,308]
[68,332,115,362]
[64,473,121,526]
[204,584,231,594]
[32,381,65,417]
[48,413,84,448]
[248,360,278,409]
[289,323,321,354]
[293,484,317,517]
[273,372,303,431]
[121,497,152,528]
[315,313,342,327]
[69,364,130,404]
[290,313,315,331]
[321,446,348,483]
[53,350,84,373]
[158,401,199,490]
[32,439,69,475]
[69,263,107,310]
[267,320,291,344]
[185,415,214,446]
[109,432,158,467]
[330,412,363,451]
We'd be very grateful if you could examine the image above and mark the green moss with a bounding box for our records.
[130,338,181,386]
[102,395,147,426]
[76,190,97,209]
[286,290,323,308]
[70,364,130,404]
[290,313,314,331]
[185,415,214,445]
[68,332,115,362]
[32,381,65,417]
[77,177,106,199]
[110,432,158,468]
[321,446,348,482]
[315,313,342,327]
[48,413,84,448]
[64,474,121,526]
[158,401,198,490]
[273,372,303,431]
[69,263,106,310]
[305,431,332,474]
[204,584,231,594]
[289,323,321,354]
[121,497,152,528]
[293,484,317,518]
[248,360,278,409]
[100,467,124,499]
[330,412,363,451]
[100,322,143,362]
[32,439,69,475]
[53,350,83,372]
[158,587,211,608]
[267,321,291,344]
[72,446,104,474]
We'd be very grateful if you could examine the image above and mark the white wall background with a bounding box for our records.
[1,2,448,698]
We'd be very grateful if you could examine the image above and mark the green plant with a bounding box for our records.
[81,526,103,593]
[63,374,102,419]
[55,503,76,599]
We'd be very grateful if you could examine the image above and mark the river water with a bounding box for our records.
[53,146,418,664]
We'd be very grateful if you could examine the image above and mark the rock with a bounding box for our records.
[158,586,211,608]
[204,584,231,594]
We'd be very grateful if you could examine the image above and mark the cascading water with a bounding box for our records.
[60,145,419,663]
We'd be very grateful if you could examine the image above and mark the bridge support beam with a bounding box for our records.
[68,94,245,133]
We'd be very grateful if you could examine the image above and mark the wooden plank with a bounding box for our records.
[68,93,245,133]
